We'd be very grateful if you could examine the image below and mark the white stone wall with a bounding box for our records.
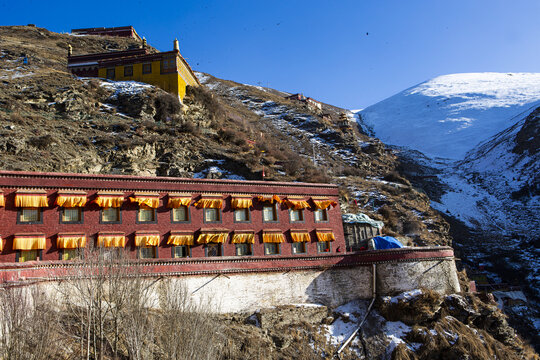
[29,258,461,314]
[167,258,460,313]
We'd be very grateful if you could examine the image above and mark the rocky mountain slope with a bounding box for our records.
[1,25,538,358]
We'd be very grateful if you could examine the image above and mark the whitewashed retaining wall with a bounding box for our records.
[172,258,460,313]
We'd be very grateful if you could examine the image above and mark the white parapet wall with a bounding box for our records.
[11,253,461,314]
[169,258,460,313]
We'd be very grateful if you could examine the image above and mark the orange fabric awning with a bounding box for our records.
[312,199,338,210]
[130,193,160,208]
[167,234,194,246]
[196,232,228,244]
[316,231,336,242]
[167,197,192,208]
[97,234,126,248]
[291,231,311,243]
[94,193,124,208]
[283,199,310,210]
[57,234,86,249]
[256,195,282,204]
[231,197,253,209]
[55,193,88,207]
[231,233,255,244]
[262,232,285,243]
[194,198,223,209]
[15,192,48,207]
[134,233,160,247]
[0,194,4,207]
[13,234,46,250]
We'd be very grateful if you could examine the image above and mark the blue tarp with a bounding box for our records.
[372,236,403,250]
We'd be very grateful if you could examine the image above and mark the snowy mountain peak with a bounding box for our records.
[359,72,540,159]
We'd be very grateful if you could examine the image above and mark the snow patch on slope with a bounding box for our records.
[360,72,540,159]
[99,79,154,98]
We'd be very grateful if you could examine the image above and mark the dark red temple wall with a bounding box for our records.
[0,186,345,262]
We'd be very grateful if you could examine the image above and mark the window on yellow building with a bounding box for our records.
[161,57,177,73]
[124,65,133,77]
[142,63,152,74]
[106,68,115,79]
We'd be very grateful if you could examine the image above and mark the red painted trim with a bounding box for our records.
[0,247,454,284]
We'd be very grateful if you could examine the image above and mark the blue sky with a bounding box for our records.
[2,0,540,109]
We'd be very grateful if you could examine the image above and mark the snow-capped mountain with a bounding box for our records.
[359,72,540,160]
[356,72,540,316]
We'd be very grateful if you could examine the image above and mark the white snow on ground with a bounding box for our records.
[193,166,246,180]
[382,289,423,304]
[359,72,540,159]
[384,321,413,355]
[99,79,154,98]
[0,66,35,80]
[323,300,363,346]
[323,299,419,357]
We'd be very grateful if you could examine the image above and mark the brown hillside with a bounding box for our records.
[0,25,450,246]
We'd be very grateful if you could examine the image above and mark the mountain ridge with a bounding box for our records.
[359,72,540,160]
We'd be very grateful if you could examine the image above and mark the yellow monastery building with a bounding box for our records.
[67,28,199,100]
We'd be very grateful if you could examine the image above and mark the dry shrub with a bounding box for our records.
[339,166,363,177]
[379,205,399,229]
[281,153,304,177]
[93,135,115,147]
[28,134,55,149]
[384,228,400,237]
[186,85,226,122]
[382,183,402,196]
[154,93,181,122]
[117,137,146,150]
[53,248,223,360]
[378,289,442,326]
[9,112,25,124]
[177,120,198,134]
[384,171,412,186]
[141,119,157,131]
[0,286,63,359]
[302,165,331,183]
[156,280,222,359]
[392,343,418,360]
[406,317,528,360]
[403,219,423,235]
[218,127,245,146]
[112,122,130,132]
